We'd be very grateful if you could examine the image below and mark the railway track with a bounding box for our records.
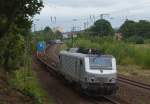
[36,56,57,70]
[118,74,150,91]
[36,56,122,104]
[38,55,150,92]
[103,96,120,104]
[92,96,120,104]
[39,56,150,92]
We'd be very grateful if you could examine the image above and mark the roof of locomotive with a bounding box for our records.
[59,50,114,59]
[60,51,86,58]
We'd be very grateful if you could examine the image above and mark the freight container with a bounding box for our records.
[36,41,46,57]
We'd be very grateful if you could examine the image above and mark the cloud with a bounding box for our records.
[46,0,119,8]
[46,0,150,8]
[33,0,150,31]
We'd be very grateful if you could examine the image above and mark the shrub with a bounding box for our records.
[135,37,144,44]
[71,36,150,69]
[144,39,150,44]
[10,67,51,104]
[127,36,144,44]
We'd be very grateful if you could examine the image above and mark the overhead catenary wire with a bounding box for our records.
[37,0,150,31]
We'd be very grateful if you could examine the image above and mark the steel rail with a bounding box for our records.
[103,96,120,104]
[92,96,120,104]
[118,75,150,91]
[36,56,57,70]
[36,56,125,104]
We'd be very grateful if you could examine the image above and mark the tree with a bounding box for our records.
[0,0,44,70]
[43,26,52,33]
[119,20,150,39]
[136,20,150,38]
[90,19,114,36]
[55,30,62,36]
[0,0,43,37]
[43,26,54,41]
[119,20,137,38]
[55,30,63,40]
[34,26,63,42]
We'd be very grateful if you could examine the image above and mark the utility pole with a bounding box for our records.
[86,21,89,28]
[83,21,89,30]
[93,15,96,23]
[50,16,57,23]
[33,23,36,32]
[84,22,87,30]
[100,13,109,19]
[125,16,128,20]
[71,26,75,47]
[33,19,39,32]
[90,15,96,23]
[54,16,57,23]
[90,15,92,21]
[71,19,78,47]
[50,16,57,27]
[99,13,110,36]
[50,16,53,22]
[50,16,57,29]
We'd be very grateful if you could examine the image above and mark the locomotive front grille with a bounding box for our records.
[90,66,112,70]
[95,77,108,82]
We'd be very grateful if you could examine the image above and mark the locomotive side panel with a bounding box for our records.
[59,51,118,95]
[59,54,83,82]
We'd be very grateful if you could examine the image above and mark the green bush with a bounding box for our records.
[126,36,144,44]
[133,48,150,68]
[0,33,25,70]
[71,36,150,69]
[144,39,150,44]
[10,67,51,104]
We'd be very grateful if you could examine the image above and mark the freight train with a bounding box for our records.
[58,48,118,95]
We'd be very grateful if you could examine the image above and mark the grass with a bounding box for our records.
[65,36,150,84]
[59,44,68,51]
[130,44,150,49]
[118,65,150,83]
[10,67,52,104]
[68,36,150,69]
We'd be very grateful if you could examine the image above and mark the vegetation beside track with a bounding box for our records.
[10,68,51,104]
[118,65,150,83]
[9,56,52,104]
[66,36,150,69]
[0,68,35,104]
[0,1,53,104]
[64,35,150,84]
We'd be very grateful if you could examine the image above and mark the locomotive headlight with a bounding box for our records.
[109,78,116,82]
[90,77,95,82]
[84,76,95,82]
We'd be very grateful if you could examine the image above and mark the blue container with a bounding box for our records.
[37,41,46,52]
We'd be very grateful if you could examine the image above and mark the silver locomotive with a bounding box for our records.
[58,48,117,95]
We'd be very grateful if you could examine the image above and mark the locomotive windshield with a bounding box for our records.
[89,57,112,69]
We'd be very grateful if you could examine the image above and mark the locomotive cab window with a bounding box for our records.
[89,57,112,70]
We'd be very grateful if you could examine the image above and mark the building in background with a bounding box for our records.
[115,32,123,40]
[53,26,64,33]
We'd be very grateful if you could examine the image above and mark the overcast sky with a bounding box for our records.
[33,0,150,32]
